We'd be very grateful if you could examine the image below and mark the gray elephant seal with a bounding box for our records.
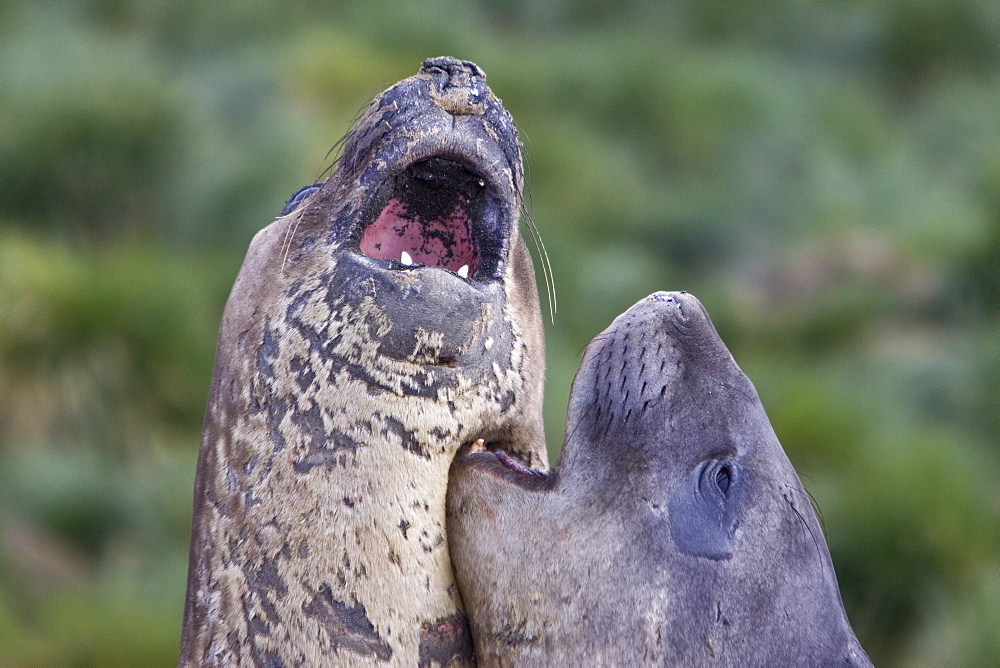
[180,57,548,666]
[447,292,870,665]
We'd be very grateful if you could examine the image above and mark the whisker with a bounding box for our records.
[784,487,826,580]
[521,201,556,325]
[799,473,829,539]
[280,213,302,274]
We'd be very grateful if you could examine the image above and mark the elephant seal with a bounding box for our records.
[447,292,870,665]
[180,57,548,666]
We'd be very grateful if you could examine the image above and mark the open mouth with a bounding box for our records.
[359,157,504,281]
[467,439,547,480]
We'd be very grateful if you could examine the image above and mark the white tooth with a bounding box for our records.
[457,265,469,278]
[400,251,413,266]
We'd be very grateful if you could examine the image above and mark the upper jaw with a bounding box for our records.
[275,61,526,371]
[331,63,523,287]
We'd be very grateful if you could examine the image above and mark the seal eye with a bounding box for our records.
[281,183,322,216]
[716,466,731,494]
[668,459,746,560]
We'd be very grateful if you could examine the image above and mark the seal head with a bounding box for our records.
[181,57,547,666]
[448,292,870,665]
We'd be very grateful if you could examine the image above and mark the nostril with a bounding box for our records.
[716,466,731,494]
[420,56,486,83]
[421,57,487,115]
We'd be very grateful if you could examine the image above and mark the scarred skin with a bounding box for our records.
[447,292,870,666]
[180,58,548,666]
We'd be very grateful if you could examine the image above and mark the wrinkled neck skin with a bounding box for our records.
[181,59,547,667]
[448,292,869,666]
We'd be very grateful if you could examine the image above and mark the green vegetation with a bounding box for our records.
[1,2,997,665]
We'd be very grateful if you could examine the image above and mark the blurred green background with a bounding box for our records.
[1,1,997,665]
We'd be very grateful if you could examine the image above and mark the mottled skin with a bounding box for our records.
[448,292,870,666]
[180,58,548,666]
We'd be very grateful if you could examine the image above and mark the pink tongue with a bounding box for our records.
[360,198,477,273]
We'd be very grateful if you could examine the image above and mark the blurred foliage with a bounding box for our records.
[0,1,997,665]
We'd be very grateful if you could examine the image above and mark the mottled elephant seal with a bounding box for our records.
[447,292,870,665]
[181,57,548,666]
